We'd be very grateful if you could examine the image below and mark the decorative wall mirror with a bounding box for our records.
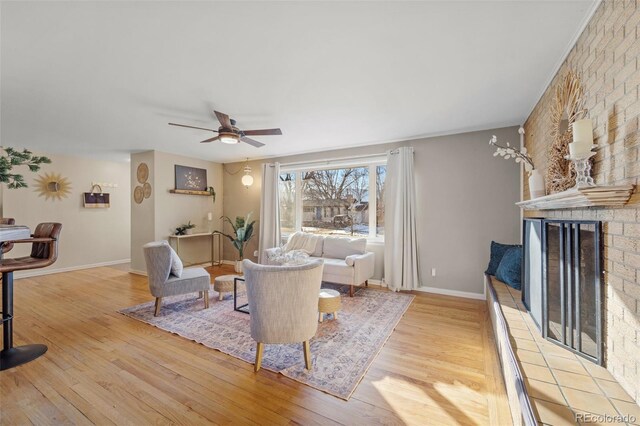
[546,70,585,194]
[34,172,72,200]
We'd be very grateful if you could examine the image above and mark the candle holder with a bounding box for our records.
[564,151,597,188]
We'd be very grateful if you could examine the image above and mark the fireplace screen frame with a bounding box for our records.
[542,219,603,365]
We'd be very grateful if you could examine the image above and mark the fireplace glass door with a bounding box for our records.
[543,220,602,364]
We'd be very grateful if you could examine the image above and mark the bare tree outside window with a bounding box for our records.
[279,164,386,239]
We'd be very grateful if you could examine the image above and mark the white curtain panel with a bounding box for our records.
[258,162,281,264]
[384,147,420,291]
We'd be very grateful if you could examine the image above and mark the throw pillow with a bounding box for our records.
[486,241,520,276]
[168,245,183,277]
[495,247,522,290]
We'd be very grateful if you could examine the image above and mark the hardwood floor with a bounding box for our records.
[1,265,509,425]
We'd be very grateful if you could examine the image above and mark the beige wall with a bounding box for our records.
[523,0,640,404]
[223,126,521,296]
[3,152,131,276]
[130,151,155,273]
[130,150,223,273]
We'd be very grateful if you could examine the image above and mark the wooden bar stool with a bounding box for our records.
[0,223,62,371]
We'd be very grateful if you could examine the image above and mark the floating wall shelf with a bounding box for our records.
[169,189,211,196]
[517,185,635,210]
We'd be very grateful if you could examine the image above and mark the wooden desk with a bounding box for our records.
[168,232,222,267]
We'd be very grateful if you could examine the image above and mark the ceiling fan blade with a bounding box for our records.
[242,128,282,136]
[241,136,265,148]
[214,110,233,130]
[200,136,220,143]
[169,123,218,132]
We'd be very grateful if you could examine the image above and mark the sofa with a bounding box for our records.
[265,232,375,296]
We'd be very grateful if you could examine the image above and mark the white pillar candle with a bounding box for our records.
[207,212,213,221]
[572,119,593,155]
[568,142,580,158]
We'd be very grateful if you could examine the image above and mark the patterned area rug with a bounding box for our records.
[119,284,414,400]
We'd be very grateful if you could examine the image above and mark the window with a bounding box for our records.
[279,158,386,241]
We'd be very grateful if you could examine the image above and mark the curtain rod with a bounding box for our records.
[277,152,387,169]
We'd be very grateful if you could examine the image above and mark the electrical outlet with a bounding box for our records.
[431,268,436,277]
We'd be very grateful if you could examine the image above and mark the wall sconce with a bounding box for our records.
[241,164,254,188]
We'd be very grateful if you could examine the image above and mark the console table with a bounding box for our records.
[168,232,222,267]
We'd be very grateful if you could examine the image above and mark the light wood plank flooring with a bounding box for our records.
[0,265,509,425]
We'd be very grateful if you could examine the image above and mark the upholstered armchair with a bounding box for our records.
[242,259,324,372]
[142,242,211,316]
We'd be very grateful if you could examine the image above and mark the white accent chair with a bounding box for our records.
[265,232,375,296]
[242,259,324,372]
[143,241,211,316]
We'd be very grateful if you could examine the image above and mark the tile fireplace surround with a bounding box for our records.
[488,277,640,425]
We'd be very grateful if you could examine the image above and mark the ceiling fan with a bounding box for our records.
[168,110,282,148]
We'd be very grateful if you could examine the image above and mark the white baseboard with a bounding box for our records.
[414,285,486,301]
[14,259,131,279]
[129,269,147,276]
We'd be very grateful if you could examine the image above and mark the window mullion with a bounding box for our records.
[369,164,376,239]
[295,171,303,231]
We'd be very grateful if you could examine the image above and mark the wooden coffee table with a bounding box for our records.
[318,289,341,322]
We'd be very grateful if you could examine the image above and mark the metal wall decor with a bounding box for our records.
[134,163,151,204]
[34,172,72,201]
[546,70,585,194]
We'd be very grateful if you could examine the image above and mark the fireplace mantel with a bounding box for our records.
[516,185,634,210]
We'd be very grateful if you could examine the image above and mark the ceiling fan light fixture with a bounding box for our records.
[220,134,239,144]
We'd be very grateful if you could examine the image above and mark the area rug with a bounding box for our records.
[118,285,414,400]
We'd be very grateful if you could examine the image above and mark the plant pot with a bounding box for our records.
[529,169,546,199]
[235,260,243,274]
[185,229,194,235]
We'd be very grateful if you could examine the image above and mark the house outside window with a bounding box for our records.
[279,156,386,242]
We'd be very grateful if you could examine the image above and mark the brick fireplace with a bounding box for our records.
[523,0,640,404]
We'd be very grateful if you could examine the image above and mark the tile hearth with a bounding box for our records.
[491,279,640,426]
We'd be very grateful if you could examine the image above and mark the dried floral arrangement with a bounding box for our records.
[546,70,585,193]
[490,135,534,173]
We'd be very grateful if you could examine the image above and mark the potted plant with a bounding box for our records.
[175,221,196,236]
[0,147,51,188]
[218,212,256,273]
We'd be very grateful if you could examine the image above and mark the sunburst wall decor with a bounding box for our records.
[34,172,72,200]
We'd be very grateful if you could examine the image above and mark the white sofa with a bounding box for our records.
[265,232,375,296]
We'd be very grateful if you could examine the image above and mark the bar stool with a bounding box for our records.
[0,223,62,370]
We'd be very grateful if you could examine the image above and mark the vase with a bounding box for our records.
[235,260,243,274]
[529,169,546,199]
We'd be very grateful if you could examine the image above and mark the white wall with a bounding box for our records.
[3,152,131,277]
[223,127,521,296]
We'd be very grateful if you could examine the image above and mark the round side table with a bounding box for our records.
[214,274,241,301]
[318,289,341,322]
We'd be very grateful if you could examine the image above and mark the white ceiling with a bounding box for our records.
[1,1,597,163]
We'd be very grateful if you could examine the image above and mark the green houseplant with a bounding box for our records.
[218,212,256,273]
[0,147,51,188]
[175,221,196,236]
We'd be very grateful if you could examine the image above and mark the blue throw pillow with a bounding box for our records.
[495,247,522,290]
[486,241,520,275]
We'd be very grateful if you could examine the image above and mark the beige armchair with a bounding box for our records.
[242,259,324,372]
[143,241,211,316]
